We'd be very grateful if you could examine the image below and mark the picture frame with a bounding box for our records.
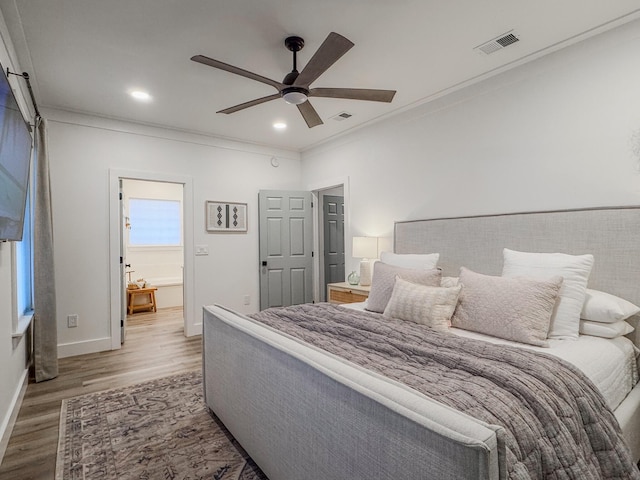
[206,201,248,233]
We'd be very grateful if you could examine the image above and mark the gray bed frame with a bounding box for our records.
[203,206,640,480]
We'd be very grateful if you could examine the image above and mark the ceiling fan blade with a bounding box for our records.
[191,55,284,90]
[217,94,281,114]
[297,101,323,128]
[294,32,354,87]
[310,88,396,103]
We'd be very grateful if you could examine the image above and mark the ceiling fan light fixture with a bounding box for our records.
[281,87,308,105]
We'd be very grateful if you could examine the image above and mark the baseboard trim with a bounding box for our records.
[0,368,28,465]
[186,322,202,337]
[58,337,113,358]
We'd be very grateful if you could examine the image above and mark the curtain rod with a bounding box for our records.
[7,69,41,120]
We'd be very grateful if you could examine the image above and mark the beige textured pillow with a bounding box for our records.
[441,276,459,288]
[383,278,462,331]
[451,267,563,347]
[365,262,442,313]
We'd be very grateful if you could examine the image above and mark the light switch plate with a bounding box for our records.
[195,245,209,256]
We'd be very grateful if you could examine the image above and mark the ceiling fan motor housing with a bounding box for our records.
[282,70,299,85]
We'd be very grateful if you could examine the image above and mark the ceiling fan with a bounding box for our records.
[191,32,396,128]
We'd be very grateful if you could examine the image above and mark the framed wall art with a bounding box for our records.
[206,201,248,233]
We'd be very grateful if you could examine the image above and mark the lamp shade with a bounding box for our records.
[352,236,378,259]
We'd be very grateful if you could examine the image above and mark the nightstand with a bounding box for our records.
[327,282,371,304]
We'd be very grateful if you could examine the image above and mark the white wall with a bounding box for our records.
[46,110,301,356]
[302,18,640,276]
[0,5,32,460]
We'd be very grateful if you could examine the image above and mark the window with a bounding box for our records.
[12,182,33,337]
[15,185,33,316]
[128,198,182,246]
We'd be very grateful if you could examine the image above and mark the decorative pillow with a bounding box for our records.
[579,319,635,339]
[441,276,459,288]
[379,251,439,270]
[451,267,563,347]
[581,289,640,323]
[502,248,594,340]
[383,278,462,331]
[365,262,442,313]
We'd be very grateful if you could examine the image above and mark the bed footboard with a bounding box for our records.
[203,305,503,480]
[616,380,640,463]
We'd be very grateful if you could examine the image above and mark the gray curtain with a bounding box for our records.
[33,117,58,382]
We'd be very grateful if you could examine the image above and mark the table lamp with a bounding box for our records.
[352,236,378,286]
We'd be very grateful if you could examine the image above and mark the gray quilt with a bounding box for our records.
[249,303,640,480]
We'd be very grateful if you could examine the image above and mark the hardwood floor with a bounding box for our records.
[0,307,201,480]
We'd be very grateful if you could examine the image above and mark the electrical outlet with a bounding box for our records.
[243,295,250,305]
[67,314,78,328]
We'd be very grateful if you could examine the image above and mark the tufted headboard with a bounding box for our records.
[394,206,640,346]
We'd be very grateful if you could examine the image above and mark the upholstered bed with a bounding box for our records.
[202,206,640,479]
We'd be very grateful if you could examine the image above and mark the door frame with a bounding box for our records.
[108,169,195,350]
[308,176,350,303]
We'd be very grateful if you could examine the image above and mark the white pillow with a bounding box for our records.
[581,289,640,323]
[383,277,462,331]
[579,319,635,339]
[379,251,439,270]
[502,248,594,340]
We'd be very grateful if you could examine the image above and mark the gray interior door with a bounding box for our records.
[259,190,313,310]
[323,195,345,291]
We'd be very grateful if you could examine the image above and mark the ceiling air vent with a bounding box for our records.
[475,30,520,55]
[331,111,353,122]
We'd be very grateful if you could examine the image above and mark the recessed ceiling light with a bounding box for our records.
[273,122,287,130]
[130,90,152,101]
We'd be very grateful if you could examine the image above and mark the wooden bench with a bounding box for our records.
[127,287,158,315]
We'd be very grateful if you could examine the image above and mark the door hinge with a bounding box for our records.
[120,256,123,264]
[119,192,122,200]
[121,320,124,327]
[311,201,314,208]
[312,251,314,257]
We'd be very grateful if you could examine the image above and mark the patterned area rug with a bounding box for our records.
[56,370,268,480]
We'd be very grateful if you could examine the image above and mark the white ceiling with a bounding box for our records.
[2,0,640,151]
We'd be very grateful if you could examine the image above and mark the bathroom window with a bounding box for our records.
[128,198,182,246]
